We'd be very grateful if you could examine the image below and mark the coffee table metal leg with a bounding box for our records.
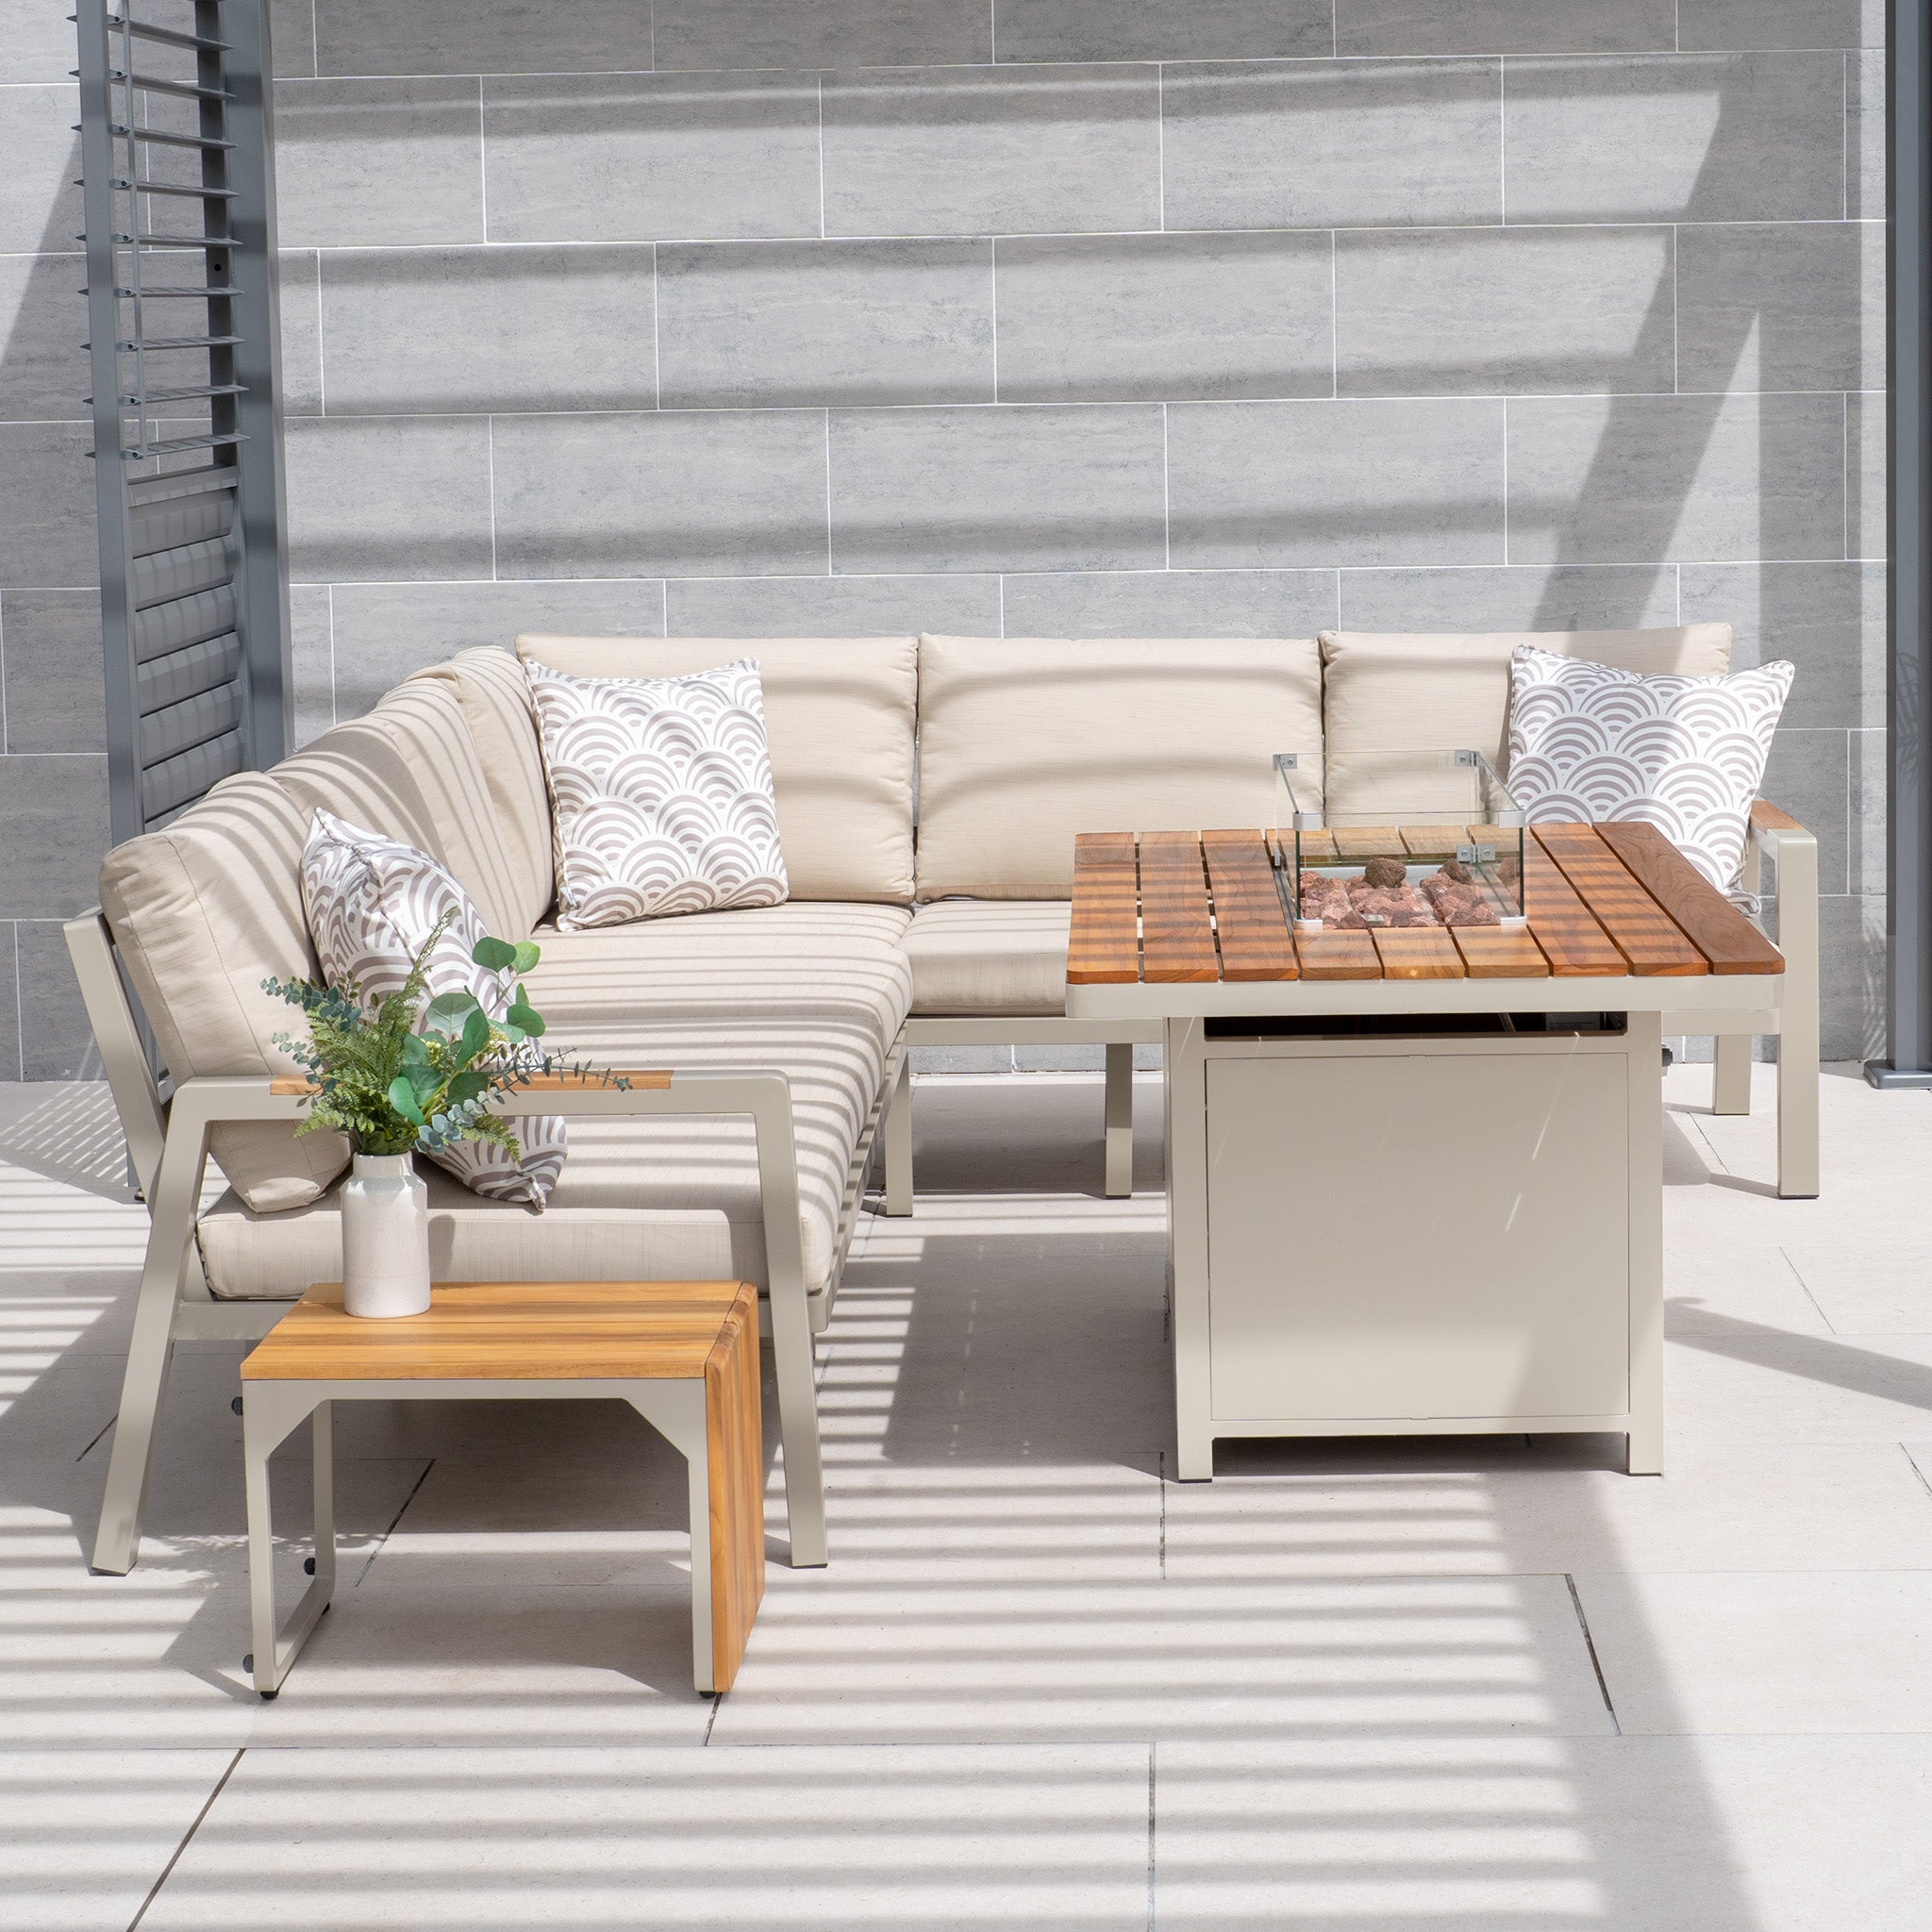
[625,1382,715,1694]
[242,1382,335,1698]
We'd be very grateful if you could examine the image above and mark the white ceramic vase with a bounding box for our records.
[340,1152,432,1318]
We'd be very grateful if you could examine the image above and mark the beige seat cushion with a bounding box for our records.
[99,774,350,1214]
[516,636,916,904]
[904,901,1071,1016]
[914,636,1324,900]
[1320,626,1733,815]
[408,647,554,933]
[197,902,913,1302]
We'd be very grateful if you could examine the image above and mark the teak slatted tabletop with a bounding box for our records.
[1063,822,1785,1022]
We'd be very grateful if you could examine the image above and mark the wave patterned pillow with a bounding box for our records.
[1507,646,1794,890]
[301,809,566,1210]
[525,657,789,931]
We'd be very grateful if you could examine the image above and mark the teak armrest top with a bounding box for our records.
[266,1069,675,1097]
[1750,798,1807,838]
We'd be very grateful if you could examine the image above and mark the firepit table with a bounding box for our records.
[1063,822,1786,1479]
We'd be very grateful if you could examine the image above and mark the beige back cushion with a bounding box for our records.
[915,636,1324,900]
[516,635,917,904]
[1319,625,1733,813]
[271,675,531,944]
[409,647,554,932]
[99,666,549,1215]
[99,774,350,1213]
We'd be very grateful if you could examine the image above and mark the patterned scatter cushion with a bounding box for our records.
[1506,646,1794,891]
[300,810,566,1209]
[524,657,790,931]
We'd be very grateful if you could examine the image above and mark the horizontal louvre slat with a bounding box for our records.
[130,535,232,610]
[142,727,242,819]
[140,684,242,768]
[108,126,238,152]
[106,16,232,52]
[132,582,235,663]
[138,631,241,715]
[125,466,238,507]
[130,490,231,558]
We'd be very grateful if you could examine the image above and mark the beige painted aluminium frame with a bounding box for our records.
[1664,809,1821,1200]
[881,1015,1163,1212]
[242,1375,725,1697]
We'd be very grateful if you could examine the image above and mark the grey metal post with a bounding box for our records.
[222,0,293,769]
[75,4,142,845]
[1870,0,1932,1087]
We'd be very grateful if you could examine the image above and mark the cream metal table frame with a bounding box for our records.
[242,1374,730,1697]
[1072,949,1786,1482]
[64,907,906,1578]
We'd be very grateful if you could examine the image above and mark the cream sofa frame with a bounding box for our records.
[1665,802,1820,1200]
[66,907,904,1576]
[880,1017,1162,1213]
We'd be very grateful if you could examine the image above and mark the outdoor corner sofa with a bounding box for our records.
[68,625,1820,1577]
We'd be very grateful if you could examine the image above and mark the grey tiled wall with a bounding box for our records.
[0,0,1889,1072]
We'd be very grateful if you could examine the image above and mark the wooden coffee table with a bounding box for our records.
[1063,822,1786,1479]
[238,1280,765,1697]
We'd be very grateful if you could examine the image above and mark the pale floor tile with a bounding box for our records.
[1153,1734,1932,1932]
[0,1748,233,1932]
[234,1578,720,1746]
[1665,1242,1832,1337]
[1664,1326,1932,1443]
[1574,1569,1932,1734]
[1163,1440,1932,1578]
[138,1743,1154,1931]
[1783,1243,1932,1333]
[713,1573,1618,1747]
[7,1070,1932,1914]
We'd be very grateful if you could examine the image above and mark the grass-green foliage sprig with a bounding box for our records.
[265,916,629,1158]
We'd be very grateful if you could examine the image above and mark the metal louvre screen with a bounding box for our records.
[75,0,292,843]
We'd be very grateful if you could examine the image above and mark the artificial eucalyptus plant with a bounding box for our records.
[264,916,625,1158]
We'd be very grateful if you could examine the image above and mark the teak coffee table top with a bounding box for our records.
[241,1280,756,1383]
[1068,820,1783,991]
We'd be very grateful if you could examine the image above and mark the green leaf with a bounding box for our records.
[511,940,541,976]
[459,1007,492,1063]
[507,984,546,1038]
[472,936,517,973]
[387,1075,425,1125]
[425,990,481,1036]
[401,1031,431,1069]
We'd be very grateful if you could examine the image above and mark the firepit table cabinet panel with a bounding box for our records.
[1068,825,1788,1480]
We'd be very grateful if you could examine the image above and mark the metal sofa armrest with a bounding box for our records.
[96,1064,830,1574]
[1708,799,1819,1201]
[1749,796,1813,858]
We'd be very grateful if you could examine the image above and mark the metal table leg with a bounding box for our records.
[242,1384,336,1699]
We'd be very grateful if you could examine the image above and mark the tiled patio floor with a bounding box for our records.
[4,1065,1932,1929]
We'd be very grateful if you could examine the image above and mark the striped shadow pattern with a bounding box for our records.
[1506,645,1794,891]
[525,657,790,932]
[300,809,567,1209]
